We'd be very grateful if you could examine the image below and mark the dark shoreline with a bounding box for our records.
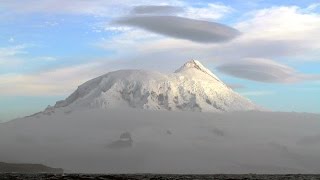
[1,174,320,180]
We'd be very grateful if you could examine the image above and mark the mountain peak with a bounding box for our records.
[52,59,260,112]
[175,59,222,82]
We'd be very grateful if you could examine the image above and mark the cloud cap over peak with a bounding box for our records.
[113,15,240,43]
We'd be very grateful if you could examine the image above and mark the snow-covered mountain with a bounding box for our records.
[1,60,319,174]
[51,60,260,112]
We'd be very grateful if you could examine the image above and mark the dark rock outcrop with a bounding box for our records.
[0,162,63,174]
[107,132,133,149]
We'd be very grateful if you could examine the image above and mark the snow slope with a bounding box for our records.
[51,60,259,112]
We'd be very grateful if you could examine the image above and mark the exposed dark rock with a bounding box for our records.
[0,162,63,174]
[107,132,133,149]
[211,128,225,137]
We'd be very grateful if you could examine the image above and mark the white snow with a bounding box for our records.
[175,59,223,83]
[52,60,260,112]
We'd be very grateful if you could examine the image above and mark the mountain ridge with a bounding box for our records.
[48,60,260,113]
[175,59,224,83]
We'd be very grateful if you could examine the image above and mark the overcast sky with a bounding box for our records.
[1,0,320,121]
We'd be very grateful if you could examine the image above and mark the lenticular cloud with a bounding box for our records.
[114,16,240,43]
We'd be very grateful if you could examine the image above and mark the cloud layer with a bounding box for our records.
[0,0,181,17]
[114,15,240,43]
[0,62,105,96]
[131,5,184,15]
[1,2,320,97]
[217,58,320,83]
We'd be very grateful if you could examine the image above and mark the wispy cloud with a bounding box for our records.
[31,56,58,62]
[131,5,184,15]
[0,45,29,68]
[183,3,233,20]
[0,0,182,17]
[0,45,28,57]
[240,90,275,96]
[233,6,320,59]
[0,62,105,95]
[304,3,320,12]
[8,37,15,43]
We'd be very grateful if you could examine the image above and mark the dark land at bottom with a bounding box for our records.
[1,174,320,180]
